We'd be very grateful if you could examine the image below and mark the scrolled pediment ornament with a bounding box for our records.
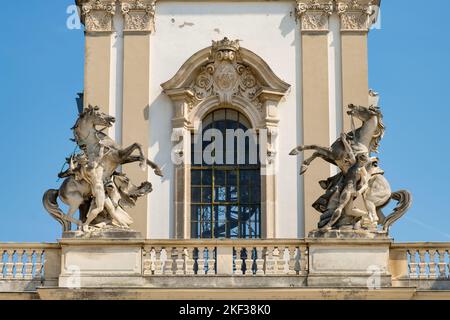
[191,38,263,111]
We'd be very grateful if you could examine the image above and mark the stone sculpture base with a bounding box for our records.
[62,226,142,239]
[308,229,389,240]
[58,239,144,288]
[307,238,392,288]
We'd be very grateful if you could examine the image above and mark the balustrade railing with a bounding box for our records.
[0,244,60,282]
[142,240,308,276]
[390,243,450,282]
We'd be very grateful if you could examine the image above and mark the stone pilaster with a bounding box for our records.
[77,0,116,114]
[120,0,156,237]
[296,0,332,236]
[337,0,379,130]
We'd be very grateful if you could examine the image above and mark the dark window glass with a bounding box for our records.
[191,109,261,239]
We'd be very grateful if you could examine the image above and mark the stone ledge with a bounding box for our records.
[36,287,423,300]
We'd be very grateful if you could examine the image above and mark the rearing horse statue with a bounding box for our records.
[290,104,385,174]
[290,104,411,233]
[43,106,163,233]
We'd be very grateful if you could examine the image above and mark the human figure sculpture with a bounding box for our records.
[43,105,163,234]
[290,102,412,234]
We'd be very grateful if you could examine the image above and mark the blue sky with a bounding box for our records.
[0,1,449,243]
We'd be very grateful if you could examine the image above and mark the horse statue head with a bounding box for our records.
[72,105,116,146]
[347,104,385,153]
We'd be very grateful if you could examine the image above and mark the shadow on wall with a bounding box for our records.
[147,93,174,184]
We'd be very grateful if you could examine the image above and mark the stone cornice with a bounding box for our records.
[121,0,156,33]
[295,0,380,33]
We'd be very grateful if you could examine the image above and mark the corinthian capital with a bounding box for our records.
[121,0,156,32]
[77,0,116,32]
[296,0,334,32]
[337,0,379,32]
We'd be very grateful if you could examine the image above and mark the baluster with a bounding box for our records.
[15,250,24,279]
[244,248,254,276]
[418,250,427,278]
[234,246,243,275]
[265,246,275,275]
[154,247,163,275]
[255,247,264,275]
[175,247,185,275]
[288,246,297,275]
[436,249,446,278]
[300,246,308,275]
[162,248,172,275]
[428,250,437,279]
[24,250,34,280]
[408,250,418,279]
[278,247,287,274]
[142,248,152,276]
[0,250,4,279]
[273,247,283,275]
[5,250,15,279]
[35,250,44,279]
[185,248,195,275]
[206,247,215,275]
[170,247,178,275]
[197,247,206,275]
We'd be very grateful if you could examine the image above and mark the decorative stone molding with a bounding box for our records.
[295,0,380,32]
[77,0,116,32]
[121,0,156,32]
[192,38,264,112]
[337,0,378,32]
[162,38,290,131]
[296,0,334,32]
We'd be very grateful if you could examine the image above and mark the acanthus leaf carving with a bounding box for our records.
[295,0,379,32]
[80,0,116,32]
[337,0,377,31]
[296,0,334,32]
[121,0,156,32]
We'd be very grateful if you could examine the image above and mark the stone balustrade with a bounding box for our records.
[0,243,60,291]
[141,240,308,276]
[390,243,450,290]
[2,240,450,292]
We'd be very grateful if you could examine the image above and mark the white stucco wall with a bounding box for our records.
[147,1,303,239]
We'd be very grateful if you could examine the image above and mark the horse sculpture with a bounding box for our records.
[43,106,163,233]
[290,104,412,234]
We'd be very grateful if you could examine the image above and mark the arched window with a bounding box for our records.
[191,109,261,239]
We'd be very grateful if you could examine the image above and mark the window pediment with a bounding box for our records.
[162,38,291,129]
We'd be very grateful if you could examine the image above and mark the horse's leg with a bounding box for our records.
[300,151,337,175]
[119,143,146,169]
[299,152,319,175]
[290,144,331,154]
[121,155,163,177]
[364,199,379,227]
